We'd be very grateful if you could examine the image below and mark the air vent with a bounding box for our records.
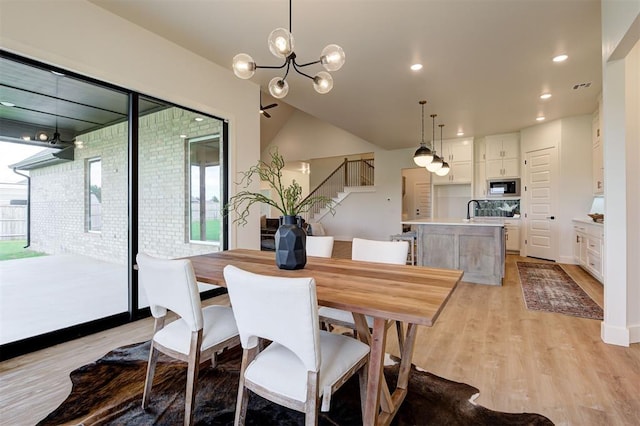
[572,82,592,90]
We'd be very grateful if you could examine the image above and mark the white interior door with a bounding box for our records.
[413,182,431,219]
[524,146,557,260]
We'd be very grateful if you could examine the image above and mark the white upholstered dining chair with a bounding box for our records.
[223,264,370,426]
[136,253,240,426]
[305,235,334,258]
[318,237,409,348]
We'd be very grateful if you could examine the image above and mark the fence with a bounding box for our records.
[0,205,27,240]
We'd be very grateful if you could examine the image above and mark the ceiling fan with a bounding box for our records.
[259,92,278,118]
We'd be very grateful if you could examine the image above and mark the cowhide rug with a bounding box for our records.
[38,341,553,425]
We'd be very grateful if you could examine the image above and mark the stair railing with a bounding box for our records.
[299,158,374,222]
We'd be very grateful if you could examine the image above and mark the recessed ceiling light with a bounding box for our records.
[536,116,546,121]
[456,131,464,136]
[552,54,568,63]
[410,63,423,71]
[194,117,204,122]
[540,93,552,100]
[1,101,15,107]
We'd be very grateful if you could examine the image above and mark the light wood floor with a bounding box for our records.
[1,244,639,425]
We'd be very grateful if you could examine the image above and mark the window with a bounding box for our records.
[189,134,223,244]
[87,158,102,231]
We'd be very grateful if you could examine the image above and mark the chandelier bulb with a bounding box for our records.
[313,71,334,94]
[232,53,256,79]
[268,28,295,58]
[268,77,289,99]
[321,44,346,71]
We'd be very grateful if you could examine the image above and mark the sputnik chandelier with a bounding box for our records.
[232,0,346,99]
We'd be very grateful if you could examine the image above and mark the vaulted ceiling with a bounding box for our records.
[89,0,602,150]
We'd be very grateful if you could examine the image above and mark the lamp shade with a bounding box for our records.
[321,44,346,71]
[434,161,450,176]
[426,155,443,172]
[268,28,294,58]
[232,54,256,79]
[413,145,433,167]
[313,71,333,94]
[268,77,289,99]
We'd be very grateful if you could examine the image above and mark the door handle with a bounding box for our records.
[547,216,555,220]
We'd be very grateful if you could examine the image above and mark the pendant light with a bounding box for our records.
[435,124,450,176]
[425,114,443,172]
[413,100,433,166]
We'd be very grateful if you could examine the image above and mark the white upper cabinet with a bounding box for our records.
[474,138,487,198]
[432,138,473,184]
[485,133,520,178]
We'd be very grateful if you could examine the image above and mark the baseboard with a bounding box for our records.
[601,322,634,346]
[630,324,640,344]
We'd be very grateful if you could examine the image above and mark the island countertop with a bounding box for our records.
[402,218,505,227]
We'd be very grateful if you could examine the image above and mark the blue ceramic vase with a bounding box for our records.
[275,215,307,270]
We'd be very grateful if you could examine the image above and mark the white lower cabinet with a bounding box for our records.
[573,219,604,283]
[505,219,520,253]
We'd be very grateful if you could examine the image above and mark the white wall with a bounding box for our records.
[520,116,593,263]
[320,148,417,240]
[600,1,639,346]
[263,109,375,163]
[267,110,416,240]
[0,0,261,249]
[558,115,595,263]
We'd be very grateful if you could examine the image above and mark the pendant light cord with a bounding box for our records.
[431,114,437,152]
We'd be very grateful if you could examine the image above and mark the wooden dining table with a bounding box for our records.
[188,249,463,426]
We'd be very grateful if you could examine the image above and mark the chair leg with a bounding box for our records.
[357,364,368,420]
[142,342,159,409]
[235,347,256,426]
[305,371,319,426]
[184,331,202,426]
[395,321,405,353]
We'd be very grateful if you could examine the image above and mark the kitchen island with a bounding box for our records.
[402,218,505,285]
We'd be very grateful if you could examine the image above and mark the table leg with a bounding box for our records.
[397,323,418,389]
[363,317,388,425]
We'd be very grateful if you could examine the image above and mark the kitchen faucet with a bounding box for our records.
[467,199,481,220]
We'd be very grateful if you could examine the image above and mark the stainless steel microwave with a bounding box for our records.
[487,178,521,197]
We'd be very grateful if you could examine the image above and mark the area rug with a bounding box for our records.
[517,262,603,320]
[38,341,553,425]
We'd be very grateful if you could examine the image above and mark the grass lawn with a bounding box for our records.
[0,240,47,261]
[191,219,221,242]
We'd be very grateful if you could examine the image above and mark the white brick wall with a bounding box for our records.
[29,107,224,263]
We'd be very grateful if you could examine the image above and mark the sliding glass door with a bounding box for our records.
[0,52,228,359]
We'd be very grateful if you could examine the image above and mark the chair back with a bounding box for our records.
[223,265,321,372]
[305,236,334,258]
[351,237,409,265]
[136,253,204,332]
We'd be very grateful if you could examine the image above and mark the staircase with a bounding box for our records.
[299,158,374,222]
